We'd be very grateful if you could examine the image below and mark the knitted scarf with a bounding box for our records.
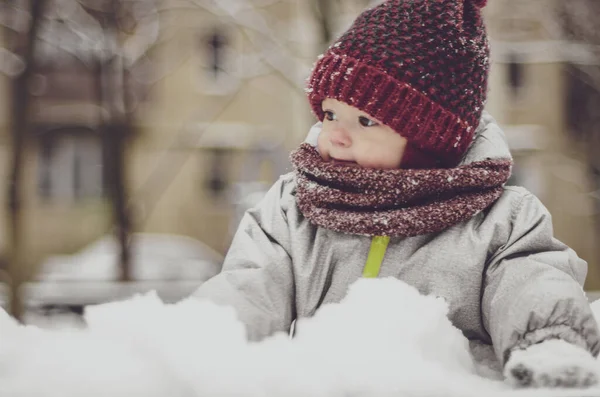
[291,143,513,237]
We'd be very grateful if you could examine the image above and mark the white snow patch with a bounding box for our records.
[1,278,600,397]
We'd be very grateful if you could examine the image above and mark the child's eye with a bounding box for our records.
[359,116,378,127]
[324,110,337,121]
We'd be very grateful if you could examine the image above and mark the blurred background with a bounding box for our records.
[1,0,600,323]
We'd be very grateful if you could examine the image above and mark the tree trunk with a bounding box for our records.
[105,120,132,282]
[6,0,47,320]
[103,0,133,282]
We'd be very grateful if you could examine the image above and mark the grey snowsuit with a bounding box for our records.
[194,113,600,366]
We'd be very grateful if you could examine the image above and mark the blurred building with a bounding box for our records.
[485,0,600,288]
[1,0,600,290]
[124,0,309,253]
[0,0,321,279]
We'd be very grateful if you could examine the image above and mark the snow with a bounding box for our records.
[36,233,223,282]
[2,278,600,397]
[6,233,224,311]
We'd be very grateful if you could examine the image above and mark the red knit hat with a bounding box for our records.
[306,0,490,169]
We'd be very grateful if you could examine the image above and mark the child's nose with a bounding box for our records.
[329,127,351,148]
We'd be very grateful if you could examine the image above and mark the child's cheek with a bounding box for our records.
[358,145,383,169]
[316,132,329,159]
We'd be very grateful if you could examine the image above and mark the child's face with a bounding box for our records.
[317,98,407,169]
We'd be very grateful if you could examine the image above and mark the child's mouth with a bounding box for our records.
[331,158,359,167]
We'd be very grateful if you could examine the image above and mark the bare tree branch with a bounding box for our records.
[312,0,335,50]
[196,0,311,93]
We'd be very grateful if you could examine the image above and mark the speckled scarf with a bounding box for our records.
[291,143,513,237]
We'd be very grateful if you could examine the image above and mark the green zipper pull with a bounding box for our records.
[362,235,390,278]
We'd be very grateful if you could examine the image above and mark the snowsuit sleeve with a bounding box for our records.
[192,176,296,341]
[482,190,600,366]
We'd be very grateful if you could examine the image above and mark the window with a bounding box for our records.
[204,148,231,198]
[506,53,526,98]
[38,130,103,201]
[503,125,546,199]
[198,27,239,95]
[206,29,229,80]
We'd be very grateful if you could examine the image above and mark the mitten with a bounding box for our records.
[504,339,599,388]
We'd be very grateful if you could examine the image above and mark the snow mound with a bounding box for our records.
[0,278,599,397]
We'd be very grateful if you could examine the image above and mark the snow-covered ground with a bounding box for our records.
[0,233,224,314]
[1,278,600,397]
[36,233,223,283]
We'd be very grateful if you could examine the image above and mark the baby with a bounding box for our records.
[195,0,600,388]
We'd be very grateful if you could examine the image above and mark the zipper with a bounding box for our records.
[362,235,390,278]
